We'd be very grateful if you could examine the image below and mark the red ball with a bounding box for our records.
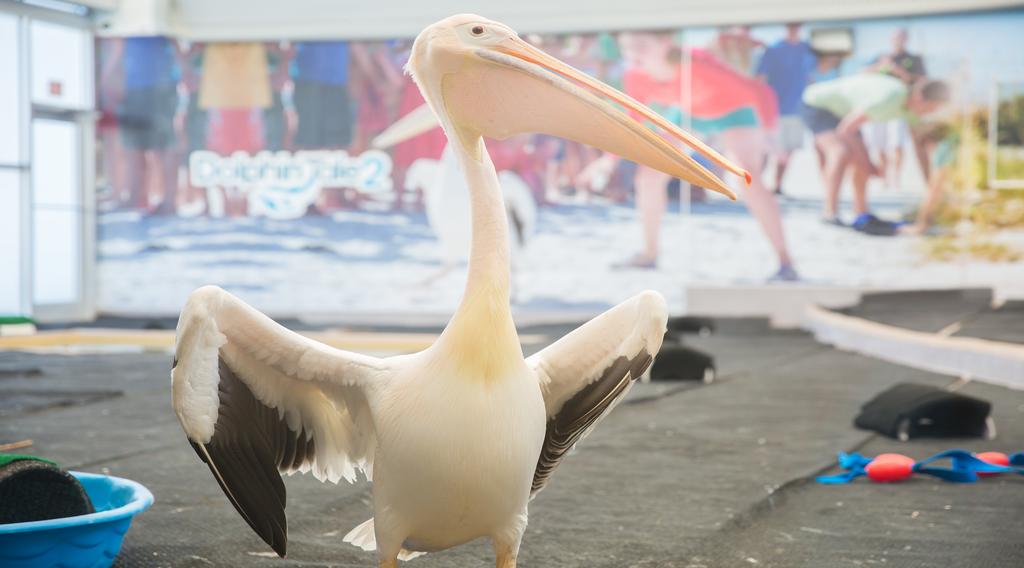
[977,451,1010,477]
[865,453,915,482]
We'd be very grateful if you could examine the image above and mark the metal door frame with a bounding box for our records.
[1,0,96,322]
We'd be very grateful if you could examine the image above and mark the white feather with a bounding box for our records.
[529,290,668,417]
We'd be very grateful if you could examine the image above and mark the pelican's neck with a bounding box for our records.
[458,137,511,302]
[436,134,522,378]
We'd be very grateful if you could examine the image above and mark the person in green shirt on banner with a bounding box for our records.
[802,73,949,235]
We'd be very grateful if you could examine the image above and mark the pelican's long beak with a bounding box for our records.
[439,35,747,199]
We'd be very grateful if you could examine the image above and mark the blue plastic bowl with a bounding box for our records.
[0,471,153,568]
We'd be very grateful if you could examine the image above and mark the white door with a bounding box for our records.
[31,115,91,319]
[25,11,96,322]
[0,11,28,318]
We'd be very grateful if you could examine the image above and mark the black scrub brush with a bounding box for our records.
[0,454,94,524]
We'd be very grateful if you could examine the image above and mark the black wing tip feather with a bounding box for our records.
[532,350,653,495]
[184,357,315,559]
[188,438,289,558]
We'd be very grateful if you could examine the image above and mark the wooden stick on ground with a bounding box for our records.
[0,439,34,452]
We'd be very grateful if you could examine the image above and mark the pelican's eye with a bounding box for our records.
[471,25,485,36]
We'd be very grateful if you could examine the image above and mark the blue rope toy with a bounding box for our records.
[817,450,1024,484]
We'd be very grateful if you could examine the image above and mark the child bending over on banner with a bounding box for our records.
[900,122,958,236]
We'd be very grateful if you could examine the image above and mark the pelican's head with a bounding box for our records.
[407,14,747,198]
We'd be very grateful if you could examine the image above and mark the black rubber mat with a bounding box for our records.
[1,320,1021,567]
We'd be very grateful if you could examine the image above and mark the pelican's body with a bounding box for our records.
[172,14,746,567]
[368,350,544,554]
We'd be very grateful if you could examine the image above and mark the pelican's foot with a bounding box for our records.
[493,529,523,568]
[496,550,518,568]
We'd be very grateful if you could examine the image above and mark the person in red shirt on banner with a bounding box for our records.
[577,31,797,281]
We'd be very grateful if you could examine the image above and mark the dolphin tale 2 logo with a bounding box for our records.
[189,150,394,219]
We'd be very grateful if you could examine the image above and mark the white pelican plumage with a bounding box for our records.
[171,14,746,567]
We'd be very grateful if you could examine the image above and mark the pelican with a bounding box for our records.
[171,14,746,567]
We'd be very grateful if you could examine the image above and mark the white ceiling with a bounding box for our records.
[76,0,116,9]
[95,0,1024,39]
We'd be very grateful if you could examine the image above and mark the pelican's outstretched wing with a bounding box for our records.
[171,286,387,557]
[527,291,667,497]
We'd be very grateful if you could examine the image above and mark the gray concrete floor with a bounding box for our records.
[1,320,1022,567]
[839,288,1024,346]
